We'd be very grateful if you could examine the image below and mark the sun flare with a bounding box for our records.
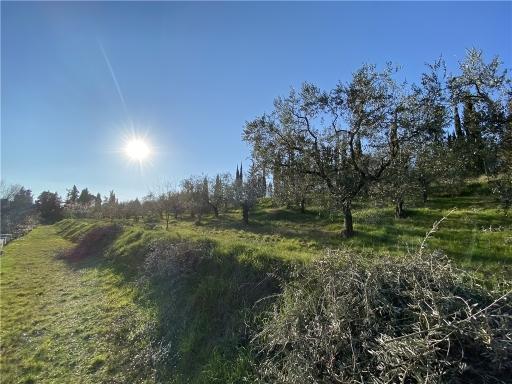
[124,137,151,162]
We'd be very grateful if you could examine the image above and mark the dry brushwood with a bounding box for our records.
[140,239,214,281]
[253,249,511,384]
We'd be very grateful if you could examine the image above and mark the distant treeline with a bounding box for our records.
[60,163,267,227]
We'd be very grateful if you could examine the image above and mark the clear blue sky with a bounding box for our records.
[2,1,511,200]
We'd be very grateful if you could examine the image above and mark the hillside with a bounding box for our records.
[1,191,511,383]
[2,3,511,383]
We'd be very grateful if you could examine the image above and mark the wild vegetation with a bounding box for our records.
[255,250,511,383]
[1,49,511,383]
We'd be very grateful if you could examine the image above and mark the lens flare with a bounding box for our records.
[124,137,151,162]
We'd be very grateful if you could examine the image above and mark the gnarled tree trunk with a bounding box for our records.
[300,198,306,214]
[342,202,354,237]
[395,199,405,218]
[242,202,249,224]
[209,202,219,218]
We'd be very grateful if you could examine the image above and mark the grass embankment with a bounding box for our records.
[1,190,511,383]
[55,219,286,383]
[1,220,286,383]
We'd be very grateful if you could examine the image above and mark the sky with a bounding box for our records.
[1,1,511,201]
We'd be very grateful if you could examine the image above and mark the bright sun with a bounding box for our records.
[124,138,151,162]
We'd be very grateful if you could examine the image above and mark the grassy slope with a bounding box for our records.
[129,194,511,273]
[0,225,152,384]
[1,191,511,383]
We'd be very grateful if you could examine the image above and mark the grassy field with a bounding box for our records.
[1,190,511,383]
[0,225,156,383]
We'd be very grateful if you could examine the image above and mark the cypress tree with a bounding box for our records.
[67,185,79,204]
[108,191,116,205]
[78,188,93,205]
[463,99,479,140]
[94,193,102,209]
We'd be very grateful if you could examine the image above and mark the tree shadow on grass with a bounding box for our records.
[56,223,293,382]
[56,224,123,270]
[139,245,290,381]
[196,212,337,246]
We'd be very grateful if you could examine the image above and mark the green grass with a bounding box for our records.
[1,192,511,383]
[106,194,512,274]
[54,192,512,274]
[0,225,154,383]
[52,219,287,383]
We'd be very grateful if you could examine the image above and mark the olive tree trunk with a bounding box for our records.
[395,199,405,218]
[242,202,249,224]
[342,202,354,237]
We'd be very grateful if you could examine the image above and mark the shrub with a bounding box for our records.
[253,249,511,383]
[141,240,213,281]
[143,215,160,230]
[491,173,512,215]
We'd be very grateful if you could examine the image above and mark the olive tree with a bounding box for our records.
[158,191,175,229]
[181,176,210,223]
[371,151,420,218]
[244,64,436,237]
[238,163,262,224]
[270,156,315,212]
[208,173,233,217]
